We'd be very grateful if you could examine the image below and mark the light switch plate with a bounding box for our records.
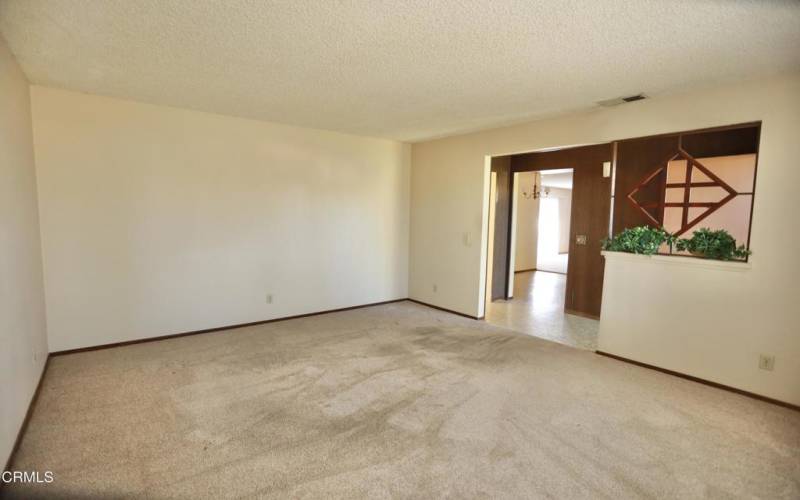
[758,354,775,371]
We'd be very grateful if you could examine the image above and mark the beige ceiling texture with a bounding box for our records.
[1,0,799,142]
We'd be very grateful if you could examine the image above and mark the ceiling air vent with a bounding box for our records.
[597,93,647,107]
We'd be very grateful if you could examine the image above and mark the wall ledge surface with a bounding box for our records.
[601,251,751,272]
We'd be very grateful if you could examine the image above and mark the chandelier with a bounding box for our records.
[521,182,550,199]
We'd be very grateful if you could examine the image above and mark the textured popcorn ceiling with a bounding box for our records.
[1,0,799,142]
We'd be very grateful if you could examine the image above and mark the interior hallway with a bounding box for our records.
[485,271,599,350]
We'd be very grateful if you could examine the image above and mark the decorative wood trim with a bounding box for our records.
[616,121,762,144]
[682,148,736,191]
[514,268,536,273]
[625,144,744,237]
[615,122,760,264]
[745,125,762,253]
[664,202,718,208]
[407,299,482,320]
[595,351,799,412]
[681,151,693,227]
[657,159,667,225]
[665,181,718,188]
[671,149,739,236]
[4,356,51,472]
[51,299,408,356]
[641,202,722,209]
[626,161,667,227]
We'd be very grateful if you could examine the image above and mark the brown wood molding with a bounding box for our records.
[4,356,51,472]
[514,268,536,274]
[564,308,599,320]
[595,351,799,412]
[616,121,760,146]
[51,299,408,356]
[407,299,482,320]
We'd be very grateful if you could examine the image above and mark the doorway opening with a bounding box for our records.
[484,145,610,350]
[530,169,572,275]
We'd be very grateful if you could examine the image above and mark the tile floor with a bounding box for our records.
[485,270,599,350]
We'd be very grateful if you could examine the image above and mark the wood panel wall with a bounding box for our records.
[613,135,679,231]
[613,123,760,233]
[487,123,759,319]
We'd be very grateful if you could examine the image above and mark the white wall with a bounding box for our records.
[514,172,539,271]
[535,187,572,274]
[409,74,800,403]
[557,191,571,254]
[599,252,799,406]
[31,87,410,352]
[0,38,48,466]
[542,186,572,254]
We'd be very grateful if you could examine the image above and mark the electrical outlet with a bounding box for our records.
[433,284,437,293]
[758,354,775,371]
[265,293,273,304]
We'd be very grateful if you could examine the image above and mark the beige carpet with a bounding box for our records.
[5,301,799,499]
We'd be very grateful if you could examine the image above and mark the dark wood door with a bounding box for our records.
[490,156,511,300]
[511,143,612,318]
